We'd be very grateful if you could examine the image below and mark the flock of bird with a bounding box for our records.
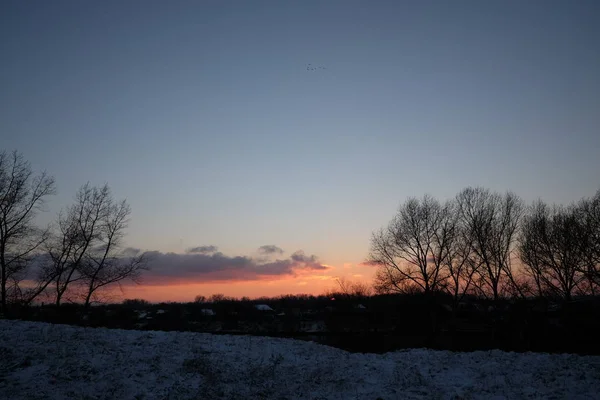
[306,63,327,71]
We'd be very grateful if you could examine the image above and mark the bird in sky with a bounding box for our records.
[306,63,327,71]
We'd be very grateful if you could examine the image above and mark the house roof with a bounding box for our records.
[254,304,274,311]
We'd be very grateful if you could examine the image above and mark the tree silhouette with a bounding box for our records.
[456,187,524,301]
[368,195,453,294]
[520,201,588,300]
[0,150,55,314]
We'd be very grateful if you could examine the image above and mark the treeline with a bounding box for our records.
[0,150,148,316]
[14,290,600,354]
[368,187,600,303]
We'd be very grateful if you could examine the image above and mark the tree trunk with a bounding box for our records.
[0,243,7,316]
[84,289,93,310]
[1,268,6,316]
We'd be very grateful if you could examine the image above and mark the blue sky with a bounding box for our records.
[1,1,599,298]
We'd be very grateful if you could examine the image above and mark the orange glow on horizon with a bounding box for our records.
[121,280,331,303]
[119,266,376,303]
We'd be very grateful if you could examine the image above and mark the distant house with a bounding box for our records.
[136,311,149,320]
[254,304,274,312]
[200,308,215,316]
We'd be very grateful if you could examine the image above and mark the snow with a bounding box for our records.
[1,320,599,399]
[200,308,215,316]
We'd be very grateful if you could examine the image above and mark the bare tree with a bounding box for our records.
[209,293,230,303]
[333,277,373,298]
[32,183,147,307]
[441,210,480,307]
[578,190,600,291]
[0,150,55,314]
[79,198,148,309]
[519,200,555,298]
[368,195,452,294]
[518,208,543,298]
[519,201,588,300]
[456,187,524,301]
[37,184,112,306]
[194,295,207,303]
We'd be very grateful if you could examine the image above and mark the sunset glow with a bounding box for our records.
[120,261,375,303]
[2,1,599,305]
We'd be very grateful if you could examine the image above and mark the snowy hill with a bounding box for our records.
[1,320,599,399]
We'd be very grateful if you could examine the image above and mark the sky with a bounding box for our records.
[1,0,599,302]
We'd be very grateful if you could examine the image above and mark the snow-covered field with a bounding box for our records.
[1,321,599,400]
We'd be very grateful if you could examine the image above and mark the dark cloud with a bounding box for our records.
[141,249,329,285]
[359,260,383,267]
[290,250,318,263]
[122,247,142,257]
[258,245,284,255]
[187,245,218,254]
